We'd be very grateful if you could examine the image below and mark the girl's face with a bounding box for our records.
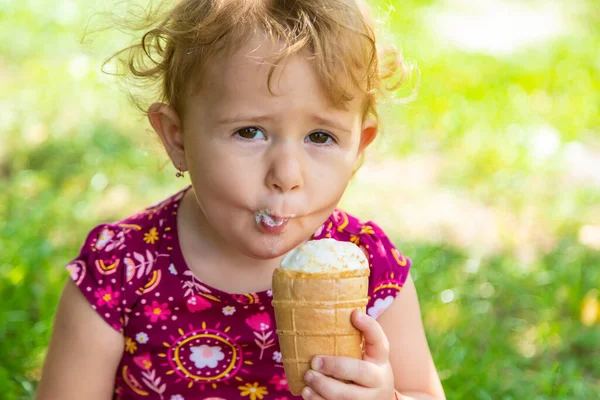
[152,35,377,260]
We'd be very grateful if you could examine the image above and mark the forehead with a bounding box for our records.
[193,34,365,114]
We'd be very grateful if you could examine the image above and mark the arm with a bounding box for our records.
[380,273,445,400]
[35,279,124,400]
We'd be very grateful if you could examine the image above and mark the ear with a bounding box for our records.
[148,103,188,172]
[358,117,378,154]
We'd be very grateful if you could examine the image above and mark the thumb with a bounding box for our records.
[352,309,390,363]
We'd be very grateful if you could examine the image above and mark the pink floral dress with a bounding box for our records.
[66,187,411,400]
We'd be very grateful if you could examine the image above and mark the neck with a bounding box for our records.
[178,187,282,293]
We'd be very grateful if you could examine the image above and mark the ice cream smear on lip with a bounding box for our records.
[280,239,368,273]
[255,211,292,227]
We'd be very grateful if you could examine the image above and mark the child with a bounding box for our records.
[36,0,445,399]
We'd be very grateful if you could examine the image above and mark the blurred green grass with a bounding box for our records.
[1,0,599,399]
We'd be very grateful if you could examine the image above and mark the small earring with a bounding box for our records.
[175,163,185,178]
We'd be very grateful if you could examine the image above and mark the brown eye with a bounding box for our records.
[307,132,333,144]
[236,127,265,139]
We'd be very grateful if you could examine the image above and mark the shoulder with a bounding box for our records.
[314,209,411,271]
[65,188,186,332]
[315,209,412,319]
[71,188,186,261]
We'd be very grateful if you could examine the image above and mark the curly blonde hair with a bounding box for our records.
[106,0,412,120]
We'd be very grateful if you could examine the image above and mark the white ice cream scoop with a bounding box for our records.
[280,239,369,273]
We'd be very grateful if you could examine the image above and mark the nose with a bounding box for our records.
[266,145,304,193]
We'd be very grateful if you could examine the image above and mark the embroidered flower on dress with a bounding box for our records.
[143,227,159,244]
[367,296,395,319]
[186,295,212,313]
[124,337,137,354]
[245,312,271,332]
[222,306,236,316]
[95,228,115,250]
[170,395,184,400]
[133,353,152,370]
[238,382,268,400]
[360,224,375,235]
[266,289,273,297]
[66,262,81,280]
[144,300,172,323]
[190,345,225,369]
[168,263,178,275]
[135,332,149,344]
[313,223,324,237]
[94,286,120,308]
[269,374,289,391]
[272,351,282,363]
[125,260,135,282]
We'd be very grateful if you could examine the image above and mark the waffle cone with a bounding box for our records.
[271,268,369,396]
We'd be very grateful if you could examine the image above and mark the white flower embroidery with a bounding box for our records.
[272,351,282,363]
[168,263,178,275]
[190,345,225,369]
[135,332,149,344]
[96,228,114,250]
[170,395,184,400]
[367,296,395,319]
[266,289,273,297]
[126,263,135,280]
[222,306,236,316]
[313,224,324,237]
[66,262,81,280]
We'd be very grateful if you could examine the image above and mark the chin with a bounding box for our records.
[242,240,295,260]
[237,232,308,261]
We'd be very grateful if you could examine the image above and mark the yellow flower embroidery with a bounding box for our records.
[360,225,374,235]
[124,337,137,354]
[143,227,159,244]
[238,382,268,400]
[350,234,360,245]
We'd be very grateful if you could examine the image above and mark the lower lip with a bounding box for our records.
[259,219,289,234]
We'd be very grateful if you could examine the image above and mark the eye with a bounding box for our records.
[235,127,266,140]
[306,131,334,144]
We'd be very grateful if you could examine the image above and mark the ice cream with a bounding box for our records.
[280,238,369,273]
[272,239,370,395]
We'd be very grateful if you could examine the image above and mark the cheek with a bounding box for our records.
[193,160,255,198]
[187,143,257,197]
[309,150,356,184]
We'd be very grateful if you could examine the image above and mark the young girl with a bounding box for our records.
[36,1,445,399]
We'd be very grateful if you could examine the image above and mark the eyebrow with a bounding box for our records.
[217,113,352,134]
[311,115,352,134]
[217,114,275,125]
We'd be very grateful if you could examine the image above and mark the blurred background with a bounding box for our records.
[1,0,599,398]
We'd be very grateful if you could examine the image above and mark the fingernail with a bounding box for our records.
[311,356,322,371]
[302,386,313,399]
[304,370,315,383]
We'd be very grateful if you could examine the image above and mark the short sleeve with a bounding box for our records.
[65,223,145,333]
[321,210,412,320]
[360,220,412,319]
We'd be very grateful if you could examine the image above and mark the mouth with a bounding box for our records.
[254,210,295,230]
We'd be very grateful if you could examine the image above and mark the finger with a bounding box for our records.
[301,386,326,400]
[311,355,382,388]
[352,309,390,363]
[305,370,371,400]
